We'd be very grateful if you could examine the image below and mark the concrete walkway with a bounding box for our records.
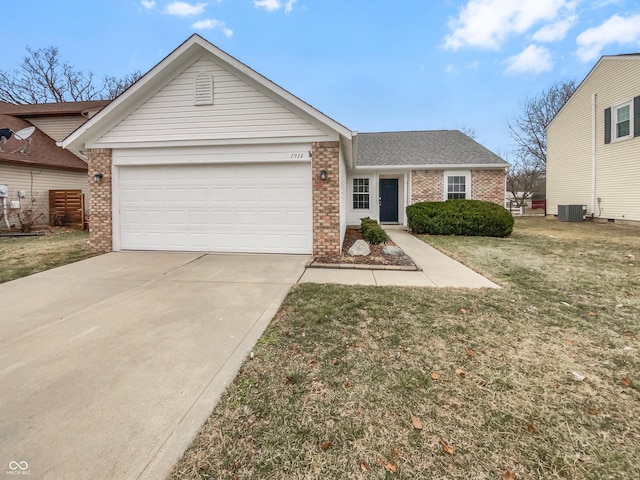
[299,227,499,288]
[0,252,308,480]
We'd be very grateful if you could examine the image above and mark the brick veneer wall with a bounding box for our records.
[411,170,443,203]
[87,148,113,252]
[471,170,505,205]
[312,141,341,257]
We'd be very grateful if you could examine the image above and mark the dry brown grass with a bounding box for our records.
[0,231,96,283]
[170,217,639,480]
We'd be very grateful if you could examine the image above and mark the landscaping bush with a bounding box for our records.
[406,199,514,237]
[360,217,389,244]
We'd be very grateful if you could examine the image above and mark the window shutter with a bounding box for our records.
[194,73,213,106]
[604,107,611,144]
[634,96,640,137]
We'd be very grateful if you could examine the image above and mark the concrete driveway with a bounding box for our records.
[0,252,308,480]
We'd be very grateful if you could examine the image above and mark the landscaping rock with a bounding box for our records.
[383,245,404,256]
[348,239,370,256]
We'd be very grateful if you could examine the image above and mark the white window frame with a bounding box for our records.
[352,178,370,209]
[612,100,632,142]
[443,170,471,200]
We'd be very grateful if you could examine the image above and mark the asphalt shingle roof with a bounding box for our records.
[0,100,110,117]
[356,130,508,167]
[0,115,88,171]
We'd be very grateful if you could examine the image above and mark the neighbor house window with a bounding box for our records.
[605,97,640,144]
[444,171,471,200]
[447,176,467,199]
[353,178,370,209]
[614,102,631,140]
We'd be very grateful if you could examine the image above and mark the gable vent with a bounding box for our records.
[194,73,214,106]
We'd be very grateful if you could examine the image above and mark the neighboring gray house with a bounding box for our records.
[62,34,508,256]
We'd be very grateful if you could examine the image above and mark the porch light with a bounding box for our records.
[320,169,327,181]
[93,173,104,184]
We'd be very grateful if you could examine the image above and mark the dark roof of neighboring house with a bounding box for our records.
[0,100,110,117]
[356,130,508,167]
[0,115,88,171]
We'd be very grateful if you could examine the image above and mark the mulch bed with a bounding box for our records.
[314,227,416,267]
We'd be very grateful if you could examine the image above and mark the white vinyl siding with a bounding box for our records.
[547,57,640,221]
[116,162,312,253]
[95,56,330,145]
[0,163,88,230]
[25,116,88,142]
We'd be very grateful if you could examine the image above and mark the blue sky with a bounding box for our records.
[2,0,640,154]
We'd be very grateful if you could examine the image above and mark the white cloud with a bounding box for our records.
[192,18,233,37]
[254,0,297,13]
[141,0,156,9]
[445,64,455,73]
[444,0,579,50]
[505,44,554,74]
[576,14,640,62]
[165,1,208,17]
[532,15,577,42]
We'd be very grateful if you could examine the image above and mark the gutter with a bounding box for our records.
[352,163,509,170]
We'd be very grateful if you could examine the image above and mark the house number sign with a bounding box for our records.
[290,152,306,159]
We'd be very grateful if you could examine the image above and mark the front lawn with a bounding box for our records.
[170,217,639,479]
[0,231,97,283]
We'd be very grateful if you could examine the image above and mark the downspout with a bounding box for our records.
[591,93,597,216]
[2,198,9,230]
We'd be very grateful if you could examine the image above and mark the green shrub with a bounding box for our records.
[360,217,389,244]
[406,200,514,237]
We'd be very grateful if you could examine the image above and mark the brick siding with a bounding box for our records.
[312,141,341,257]
[411,170,444,203]
[86,148,113,252]
[411,169,505,205]
[471,170,505,205]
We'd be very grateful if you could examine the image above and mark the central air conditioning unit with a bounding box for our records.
[558,204,586,222]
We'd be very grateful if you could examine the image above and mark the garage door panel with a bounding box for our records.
[118,162,312,253]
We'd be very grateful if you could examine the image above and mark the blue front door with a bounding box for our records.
[379,179,399,223]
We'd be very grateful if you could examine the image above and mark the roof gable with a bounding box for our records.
[63,34,352,152]
[548,53,640,130]
[0,115,88,171]
[356,130,508,168]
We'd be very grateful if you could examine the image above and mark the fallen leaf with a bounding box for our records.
[384,462,397,473]
[441,441,454,455]
[587,407,598,415]
[527,424,536,433]
[331,358,339,365]
[466,347,474,356]
[622,377,633,387]
[627,253,635,259]
[502,471,516,480]
[566,267,573,272]
[571,371,586,382]
[431,372,440,380]
[283,376,293,385]
[360,461,370,472]
[587,311,597,316]
[321,441,332,450]
[411,415,423,430]
[308,358,316,365]
[344,379,353,387]
[376,457,385,467]
[460,308,467,314]
[393,448,402,458]
[566,339,574,346]
[455,368,467,377]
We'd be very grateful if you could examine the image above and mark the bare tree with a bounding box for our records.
[505,151,545,207]
[508,80,577,169]
[0,46,142,104]
[460,125,479,140]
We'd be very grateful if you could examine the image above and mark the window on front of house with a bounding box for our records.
[353,178,370,209]
[447,175,467,199]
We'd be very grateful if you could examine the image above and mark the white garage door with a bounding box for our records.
[118,163,312,253]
